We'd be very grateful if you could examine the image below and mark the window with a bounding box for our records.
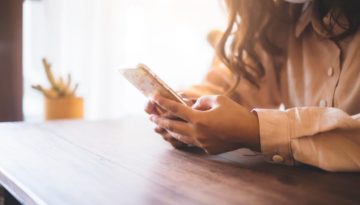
[23,0,226,121]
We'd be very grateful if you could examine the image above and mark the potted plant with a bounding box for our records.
[32,58,83,120]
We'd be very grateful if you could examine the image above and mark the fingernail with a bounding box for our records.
[150,115,157,122]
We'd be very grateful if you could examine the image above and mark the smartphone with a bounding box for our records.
[120,64,187,105]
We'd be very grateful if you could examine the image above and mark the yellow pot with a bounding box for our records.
[45,97,84,120]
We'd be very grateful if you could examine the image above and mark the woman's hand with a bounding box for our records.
[149,95,260,154]
[145,100,188,148]
[144,93,197,149]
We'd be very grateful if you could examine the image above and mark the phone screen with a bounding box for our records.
[120,64,187,105]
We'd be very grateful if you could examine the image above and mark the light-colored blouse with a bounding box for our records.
[186,3,360,172]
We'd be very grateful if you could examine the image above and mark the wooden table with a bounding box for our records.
[0,116,359,205]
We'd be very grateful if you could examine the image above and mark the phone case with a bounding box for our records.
[120,64,187,105]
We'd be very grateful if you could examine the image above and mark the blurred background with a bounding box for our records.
[21,0,226,121]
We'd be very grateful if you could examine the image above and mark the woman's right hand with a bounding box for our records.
[145,100,189,148]
[145,94,197,149]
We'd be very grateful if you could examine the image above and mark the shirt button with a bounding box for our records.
[272,155,284,163]
[327,67,334,77]
[319,99,327,107]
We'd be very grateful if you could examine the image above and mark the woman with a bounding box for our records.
[145,0,360,172]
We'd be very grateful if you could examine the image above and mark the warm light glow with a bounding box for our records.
[23,0,226,121]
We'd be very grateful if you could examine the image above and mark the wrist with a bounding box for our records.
[248,111,261,152]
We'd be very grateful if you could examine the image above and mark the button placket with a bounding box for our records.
[324,40,341,108]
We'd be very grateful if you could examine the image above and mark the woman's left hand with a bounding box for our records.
[150,95,260,154]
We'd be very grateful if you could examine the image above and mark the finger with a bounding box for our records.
[144,101,156,114]
[154,126,167,134]
[178,91,199,99]
[155,126,195,146]
[178,92,197,106]
[155,127,172,142]
[150,115,192,137]
[183,98,197,106]
[154,126,175,142]
[161,112,186,121]
[155,105,167,115]
[154,127,188,148]
[145,100,168,115]
[178,92,189,98]
[192,95,220,111]
[153,95,194,122]
[167,131,195,145]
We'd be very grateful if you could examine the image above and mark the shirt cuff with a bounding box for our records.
[252,109,295,165]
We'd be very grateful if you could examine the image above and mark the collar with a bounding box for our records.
[295,2,348,38]
[295,2,313,38]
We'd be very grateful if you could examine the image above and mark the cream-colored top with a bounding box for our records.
[186,3,360,172]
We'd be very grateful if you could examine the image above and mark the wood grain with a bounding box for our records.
[0,116,359,205]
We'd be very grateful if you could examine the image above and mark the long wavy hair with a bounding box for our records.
[218,0,360,94]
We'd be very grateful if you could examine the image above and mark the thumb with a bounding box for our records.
[178,92,197,106]
[183,98,197,106]
[192,95,218,111]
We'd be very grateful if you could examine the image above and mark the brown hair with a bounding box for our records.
[218,0,360,94]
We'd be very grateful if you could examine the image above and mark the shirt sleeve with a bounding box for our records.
[253,107,360,172]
